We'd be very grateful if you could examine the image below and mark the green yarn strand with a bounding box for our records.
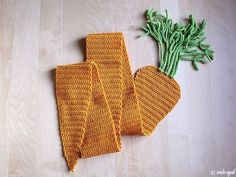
[141,9,214,78]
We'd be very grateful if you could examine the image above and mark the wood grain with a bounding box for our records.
[0,0,236,177]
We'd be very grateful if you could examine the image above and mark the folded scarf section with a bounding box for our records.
[55,33,180,171]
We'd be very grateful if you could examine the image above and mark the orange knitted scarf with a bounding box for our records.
[56,33,180,171]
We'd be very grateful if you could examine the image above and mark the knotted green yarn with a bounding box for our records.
[141,9,214,78]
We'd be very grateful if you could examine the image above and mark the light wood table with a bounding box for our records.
[1,0,236,177]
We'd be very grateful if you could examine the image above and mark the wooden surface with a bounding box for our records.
[1,0,236,177]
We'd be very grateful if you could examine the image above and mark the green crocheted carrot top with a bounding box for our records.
[141,9,214,78]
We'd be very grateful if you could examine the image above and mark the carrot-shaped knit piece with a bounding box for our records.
[135,9,214,123]
[55,12,214,170]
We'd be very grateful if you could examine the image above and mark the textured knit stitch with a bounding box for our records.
[86,33,142,136]
[55,33,180,171]
[134,66,181,135]
[56,62,120,171]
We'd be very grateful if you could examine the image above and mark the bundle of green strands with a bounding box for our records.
[134,9,214,119]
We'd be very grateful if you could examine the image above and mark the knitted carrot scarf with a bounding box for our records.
[55,10,213,171]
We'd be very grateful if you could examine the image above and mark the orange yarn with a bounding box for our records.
[55,33,180,171]
[135,66,181,135]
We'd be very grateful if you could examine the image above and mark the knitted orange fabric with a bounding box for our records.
[135,66,181,135]
[55,33,180,171]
